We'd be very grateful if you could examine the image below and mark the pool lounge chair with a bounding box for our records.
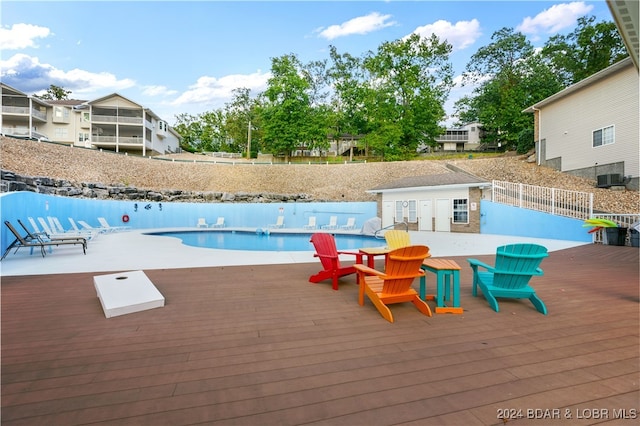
[197,218,209,228]
[303,216,317,230]
[18,219,87,246]
[211,217,225,228]
[68,218,99,240]
[339,217,357,230]
[97,217,130,232]
[268,216,285,229]
[2,221,86,260]
[35,217,90,241]
[321,216,338,230]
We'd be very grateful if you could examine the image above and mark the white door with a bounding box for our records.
[382,201,394,229]
[435,198,450,232]
[419,200,432,231]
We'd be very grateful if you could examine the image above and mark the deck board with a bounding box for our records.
[2,244,639,425]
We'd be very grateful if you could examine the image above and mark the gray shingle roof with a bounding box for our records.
[369,172,489,192]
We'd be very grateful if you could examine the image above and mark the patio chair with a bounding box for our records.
[2,221,86,260]
[309,233,363,290]
[303,216,317,230]
[268,216,285,229]
[467,243,549,314]
[211,217,225,228]
[321,216,338,230]
[354,245,432,323]
[384,230,411,250]
[18,219,87,246]
[97,217,130,232]
[68,218,99,240]
[339,217,357,230]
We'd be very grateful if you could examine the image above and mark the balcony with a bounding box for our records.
[92,114,143,125]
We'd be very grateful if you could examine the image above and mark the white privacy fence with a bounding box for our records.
[492,180,593,220]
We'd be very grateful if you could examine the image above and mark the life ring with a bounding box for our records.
[122,214,130,223]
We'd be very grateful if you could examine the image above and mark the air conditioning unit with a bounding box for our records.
[597,174,623,188]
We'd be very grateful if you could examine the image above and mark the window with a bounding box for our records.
[407,199,417,223]
[395,200,404,223]
[82,112,90,122]
[78,132,90,142]
[54,128,68,138]
[593,125,614,147]
[452,199,468,224]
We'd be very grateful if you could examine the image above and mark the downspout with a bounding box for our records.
[532,106,541,166]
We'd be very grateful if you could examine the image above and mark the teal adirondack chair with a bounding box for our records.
[467,244,549,314]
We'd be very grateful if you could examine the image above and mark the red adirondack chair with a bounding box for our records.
[309,233,363,290]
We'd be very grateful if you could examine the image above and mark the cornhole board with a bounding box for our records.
[94,270,164,318]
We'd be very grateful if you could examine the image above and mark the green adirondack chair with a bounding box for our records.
[467,244,549,314]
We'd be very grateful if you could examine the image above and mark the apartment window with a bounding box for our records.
[593,125,614,147]
[452,199,469,224]
[78,132,90,142]
[407,199,417,223]
[82,112,90,122]
[395,200,404,223]
[54,128,68,138]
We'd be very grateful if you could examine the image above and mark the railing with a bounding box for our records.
[374,221,408,239]
[92,115,143,125]
[492,180,593,220]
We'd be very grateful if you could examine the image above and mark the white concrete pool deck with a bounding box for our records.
[0,228,589,277]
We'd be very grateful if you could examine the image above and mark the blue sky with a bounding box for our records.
[1,1,615,125]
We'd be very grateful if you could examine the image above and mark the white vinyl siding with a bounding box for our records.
[539,62,638,177]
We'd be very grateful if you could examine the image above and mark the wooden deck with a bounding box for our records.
[2,244,639,425]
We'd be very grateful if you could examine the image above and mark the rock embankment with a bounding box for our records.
[1,136,638,213]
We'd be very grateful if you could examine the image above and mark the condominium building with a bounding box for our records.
[1,83,181,156]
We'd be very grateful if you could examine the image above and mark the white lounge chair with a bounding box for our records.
[68,218,98,240]
[268,216,285,229]
[303,216,317,230]
[97,217,130,232]
[321,216,338,230]
[196,218,209,228]
[340,217,357,230]
[211,217,225,228]
[50,216,95,240]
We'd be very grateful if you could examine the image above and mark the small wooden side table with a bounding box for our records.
[420,259,463,314]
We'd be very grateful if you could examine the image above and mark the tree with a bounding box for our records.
[34,84,71,100]
[456,28,563,150]
[541,16,628,85]
[360,33,453,160]
[261,54,314,159]
[224,88,263,157]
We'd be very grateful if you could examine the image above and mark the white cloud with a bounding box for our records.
[142,85,178,97]
[0,23,52,50]
[0,53,135,95]
[411,19,481,51]
[316,12,396,40]
[516,2,593,37]
[172,71,271,108]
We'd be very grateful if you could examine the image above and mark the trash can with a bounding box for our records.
[630,229,639,248]
[605,227,627,246]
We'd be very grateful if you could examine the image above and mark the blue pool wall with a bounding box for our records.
[0,192,378,252]
[480,200,591,243]
[0,192,592,255]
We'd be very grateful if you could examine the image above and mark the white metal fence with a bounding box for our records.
[492,180,593,219]
[492,180,639,245]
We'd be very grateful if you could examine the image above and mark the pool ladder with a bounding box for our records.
[373,221,408,239]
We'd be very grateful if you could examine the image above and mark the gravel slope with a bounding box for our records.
[1,137,638,214]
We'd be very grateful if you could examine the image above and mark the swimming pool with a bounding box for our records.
[149,230,382,251]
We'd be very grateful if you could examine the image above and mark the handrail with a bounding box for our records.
[374,221,408,239]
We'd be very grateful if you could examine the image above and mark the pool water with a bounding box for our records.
[150,230,382,251]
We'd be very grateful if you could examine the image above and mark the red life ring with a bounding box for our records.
[122,214,130,223]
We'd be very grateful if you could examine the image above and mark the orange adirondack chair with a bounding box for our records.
[354,245,432,322]
[309,233,363,290]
